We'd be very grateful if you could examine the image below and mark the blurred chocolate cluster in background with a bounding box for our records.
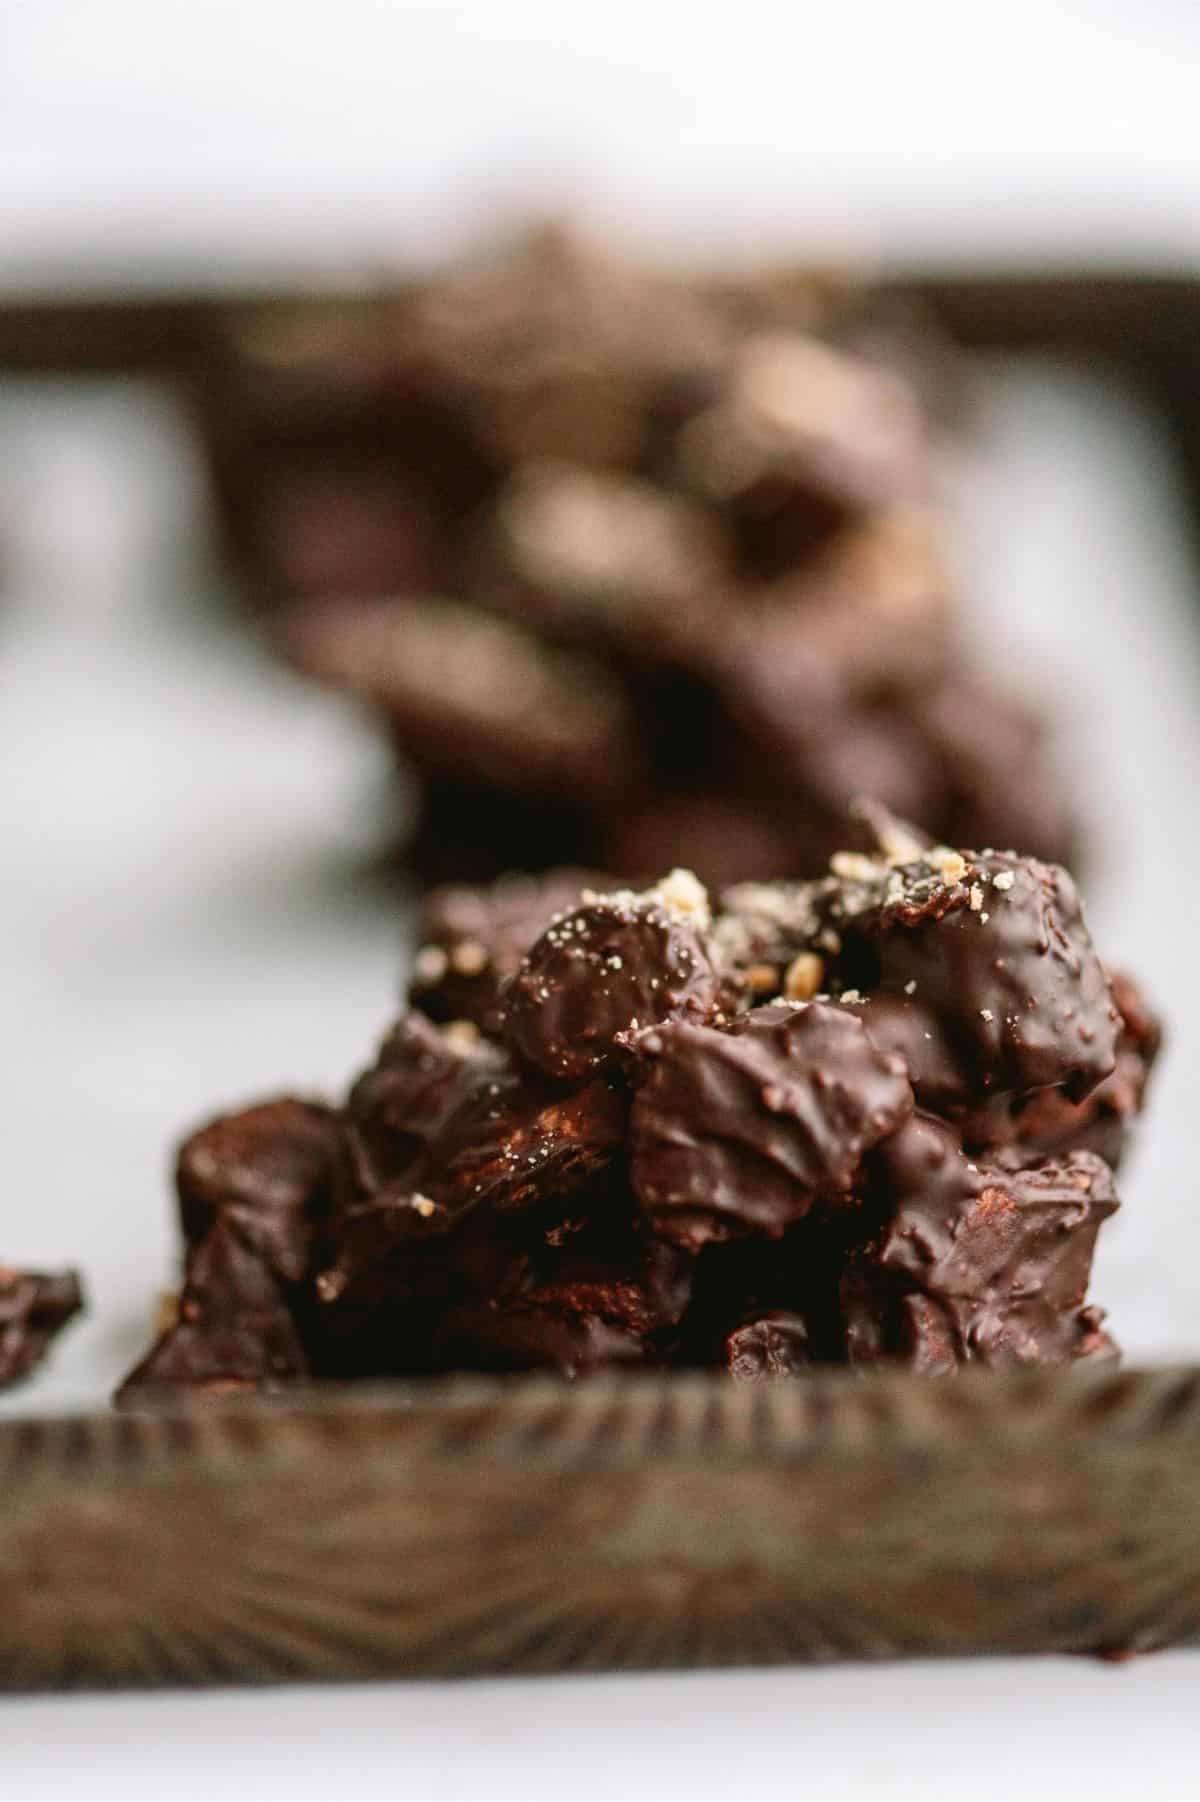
[194,224,1076,885]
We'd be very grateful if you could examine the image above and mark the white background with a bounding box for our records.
[2,0,1200,285]
[4,2,1200,1796]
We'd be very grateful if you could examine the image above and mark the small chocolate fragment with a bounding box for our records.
[118,1220,308,1400]
[176,1097,343,1285]
[842,1112,1119,1371]
[0,1266,83,1388]
[631,1001,913,1248]
[504,876,721,1082]
[411,867,612,1031]
[725,1310,812,1379]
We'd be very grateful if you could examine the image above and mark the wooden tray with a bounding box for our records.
[2,272,1197,1697]
[4,1363,1199,1691]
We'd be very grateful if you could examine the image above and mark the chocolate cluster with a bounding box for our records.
[119,819,1158,1396]
[0,1264,83,1388]
[194,226,1074,883]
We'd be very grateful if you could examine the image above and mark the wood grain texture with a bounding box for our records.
[2,1366,1199,1690]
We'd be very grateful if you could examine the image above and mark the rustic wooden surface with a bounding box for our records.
[3,1365,1199,1691]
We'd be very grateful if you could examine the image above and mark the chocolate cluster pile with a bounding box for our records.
[119,817,1158,1396]
[195,226,1074,883]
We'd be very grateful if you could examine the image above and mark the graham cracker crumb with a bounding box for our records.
[442,1019,481,1054]
[746,962,780,995]
[154,1290,180,1337]
[647,867,711,929]
[413,944,448,985]
[831,851,880,883]
[450,940,488,976]
[927,847,967,885]
[783,952,825,1001]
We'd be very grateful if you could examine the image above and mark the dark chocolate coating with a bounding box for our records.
[842,1112,1119,1371]
[411,868,612,1031]
[725,1310,812,1379]
[949,969,1161,1168]
[344,1012,513,1199]
[430,1302,650,1379]
[118,1220,308,1400]
[434,1077,628,1217]
[427,1204,693,1379]
[856,851,1120,1103]
[347,1013,625,1232]
[176,1097,343,1285]
[631,1002,913,1248]
[0,1266,83,1389]
[504,892,721,1082]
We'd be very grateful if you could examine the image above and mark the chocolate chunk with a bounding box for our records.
[855,990,969,1113]
[711,514,951,732]
[504,878,721,1082]
[478,463,727,647]
[435,1077,628,1216]
[673,333,930,576]
[344,1011,512,1197]
[855,850,1120,1102]
[176,1097,343,1285]
[277,593,641,808]
[430,1302,650,1378]
[842,1112,1119,1370]
[519,1224,694,1335]
[346,1011,625,1226]
[725,1309,812,1379]
[0,1266,83,1388]
[951,970,1161,1169]
[411,867,612,1031]
[428,1211,692,1378]
[631,1001,913,1248]
[118,1220,308,1400]
[320,1178,689,1381]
